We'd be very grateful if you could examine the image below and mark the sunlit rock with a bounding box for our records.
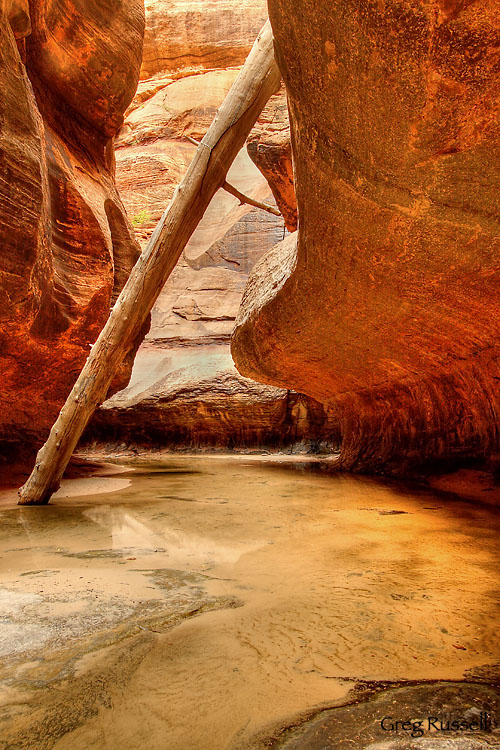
[0,0,145,458]
[232,0,500,475]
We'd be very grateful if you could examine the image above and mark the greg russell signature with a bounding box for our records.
[380,713,492,738]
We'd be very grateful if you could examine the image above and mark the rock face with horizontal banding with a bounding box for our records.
[88,344,340,453]
[0,0,144,459]
[232,0,500,474]
[140,0,268,80]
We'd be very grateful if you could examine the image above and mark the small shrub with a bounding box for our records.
[132,208,152,227]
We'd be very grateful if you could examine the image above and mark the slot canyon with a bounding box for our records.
[0,1,499,749]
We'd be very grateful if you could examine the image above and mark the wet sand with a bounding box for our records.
[0,459,132,508]
[0,456,499,749]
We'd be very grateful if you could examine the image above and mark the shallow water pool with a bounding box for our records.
[0,456,499,749]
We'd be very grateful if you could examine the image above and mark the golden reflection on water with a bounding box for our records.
[83,505,265,566]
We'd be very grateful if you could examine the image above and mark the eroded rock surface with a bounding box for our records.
[0,0,144,458]
[272,683,500,750]
[140,0,268,79]
[232,0,500,474]
[247,86,297,232]
[90,345,339,452]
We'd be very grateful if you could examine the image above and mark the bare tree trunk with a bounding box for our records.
[18,20,280,505]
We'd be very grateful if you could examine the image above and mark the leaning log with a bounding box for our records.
[18,20,281,505]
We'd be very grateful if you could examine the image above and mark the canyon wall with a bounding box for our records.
[0,0,144,459]
[87,0,338,453]
[141,0,269,79]
[232,0,500,474]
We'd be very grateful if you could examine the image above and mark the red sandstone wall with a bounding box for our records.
[0,0,145,456]
[232,0,500,475]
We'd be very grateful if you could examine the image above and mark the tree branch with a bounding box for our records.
[186,135,281,217]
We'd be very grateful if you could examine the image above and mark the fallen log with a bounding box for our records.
[18,20,280,505]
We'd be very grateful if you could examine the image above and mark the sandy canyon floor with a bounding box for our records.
[0,457,499,749]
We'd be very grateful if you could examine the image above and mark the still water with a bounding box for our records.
[0,457,499,749]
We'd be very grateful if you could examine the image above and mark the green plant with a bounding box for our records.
[132,208,152,227]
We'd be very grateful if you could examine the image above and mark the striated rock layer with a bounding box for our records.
[0,0,144,458]
[232,0,500,474]
[141,0,268,80]
[88,345,339,452]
